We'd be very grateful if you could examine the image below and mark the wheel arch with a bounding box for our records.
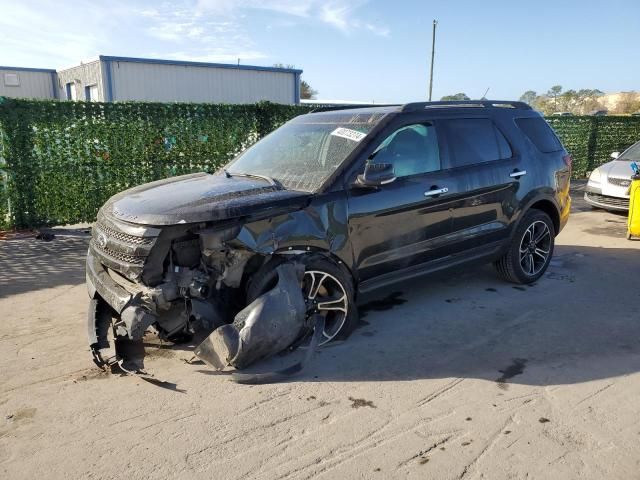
[516,193,561,237]
[527,199,560,235]
[241,247,356,298]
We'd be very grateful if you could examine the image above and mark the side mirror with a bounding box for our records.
[611,151,620,159]
[355,162,396,187]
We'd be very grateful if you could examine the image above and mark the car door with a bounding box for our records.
[438,117,522,253]
[347,121,456,283]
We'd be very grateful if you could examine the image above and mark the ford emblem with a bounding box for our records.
[97,232,108,248]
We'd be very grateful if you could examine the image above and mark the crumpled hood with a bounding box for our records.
[104,172,312,225]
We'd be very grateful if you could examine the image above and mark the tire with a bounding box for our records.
[494,209,555,284]
[246,254,358,345]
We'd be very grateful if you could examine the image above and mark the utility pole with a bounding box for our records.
[428,19,438,101]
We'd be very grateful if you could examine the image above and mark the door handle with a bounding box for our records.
[510,170,527,178]
[424,187,449,197]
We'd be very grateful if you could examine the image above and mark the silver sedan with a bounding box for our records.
[585,141,640,211]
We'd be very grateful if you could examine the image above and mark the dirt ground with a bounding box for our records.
[1,183,639,480]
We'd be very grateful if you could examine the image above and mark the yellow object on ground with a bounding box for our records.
[628,173,640,239]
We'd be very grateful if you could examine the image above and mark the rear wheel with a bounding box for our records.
[494,209,555,284]
[247,255,357,345]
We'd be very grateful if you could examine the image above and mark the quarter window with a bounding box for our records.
[515,117,562,153]
[370,123,440,177]
[444,118,512,168]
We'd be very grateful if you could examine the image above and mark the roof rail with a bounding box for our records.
[309,104,399,113]
[401,100,532,112]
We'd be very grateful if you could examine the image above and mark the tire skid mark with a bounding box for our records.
[1,367,92,394]
[185,403,330,470]
[263,385,468,479]
[574,382,614,407]
[396,434,455,468]
[236,389,292,415]
[417,378,465,407]
[139,412,196,432]
[504,392,541,403]
[458,415,514,479]
[272,409,460,480]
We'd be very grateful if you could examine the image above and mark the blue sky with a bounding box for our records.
[1,0,638,102]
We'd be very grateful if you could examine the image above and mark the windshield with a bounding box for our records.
[226,111,387,192]
[619,141,640,161]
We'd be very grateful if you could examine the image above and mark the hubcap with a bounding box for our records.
[519,220,551,276]
[302,270,348,345]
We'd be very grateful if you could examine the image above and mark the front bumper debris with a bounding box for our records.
[195,263,308,370]
[86,249,133,314]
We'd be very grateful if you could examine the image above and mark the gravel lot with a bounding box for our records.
[1,183,639,479]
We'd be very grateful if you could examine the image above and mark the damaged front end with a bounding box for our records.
[86,176,351,376]
[86,211,260,371]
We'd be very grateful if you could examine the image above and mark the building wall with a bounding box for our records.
[105,59,298,104]
[0,67,56,99]
[56,61,105,101]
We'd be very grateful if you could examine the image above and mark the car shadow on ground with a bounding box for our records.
[0,229,89,298]
[228,244,640,387]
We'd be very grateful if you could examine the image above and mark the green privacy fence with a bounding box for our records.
[1,97,640,229]
[0,98,313,229]
[546,116,640,178]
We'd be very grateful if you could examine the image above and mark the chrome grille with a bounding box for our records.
[90,238,146,266]
[91,212,160,276]
[608,177,632,188]
[94,222,155,246]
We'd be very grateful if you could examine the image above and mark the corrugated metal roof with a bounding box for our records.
[99,55,302,75]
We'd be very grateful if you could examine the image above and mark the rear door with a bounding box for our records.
[438,117,522,253]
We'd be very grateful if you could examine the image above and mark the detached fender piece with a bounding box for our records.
[195,262,307,370]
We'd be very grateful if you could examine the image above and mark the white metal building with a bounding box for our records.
[1,56,302,104]
[0,66,57,99]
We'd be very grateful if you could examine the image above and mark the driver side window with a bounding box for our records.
[370,123,440,177]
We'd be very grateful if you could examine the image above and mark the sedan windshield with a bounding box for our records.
[226,111,387,192]
[620,141,640,161]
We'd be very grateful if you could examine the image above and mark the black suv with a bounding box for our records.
[87,101,571,365]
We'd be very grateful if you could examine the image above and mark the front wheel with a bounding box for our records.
[494,209,555,284]
[246,255,358,345]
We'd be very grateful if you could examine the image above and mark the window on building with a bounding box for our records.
[370,123,441,177]
[3,73,20,87]
[443,118,512,168]
[65,82,77,101]
[85,84,98,102]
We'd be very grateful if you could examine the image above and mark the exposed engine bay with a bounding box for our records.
[86,172,353,379]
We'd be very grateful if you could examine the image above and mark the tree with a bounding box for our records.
[613,92,640,114]
[546,85,563,111]
[518,87,606,115]
[519,90,537,105]
[300,80,318,100]
[273,64,318,100]
[440,93,470,101]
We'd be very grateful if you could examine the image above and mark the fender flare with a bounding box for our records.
[510,192,561,241]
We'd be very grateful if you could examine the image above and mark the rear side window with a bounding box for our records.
[444,118,512,168]
[515,117,562,153]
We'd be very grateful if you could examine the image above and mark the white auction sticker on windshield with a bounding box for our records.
[330,127,367,142]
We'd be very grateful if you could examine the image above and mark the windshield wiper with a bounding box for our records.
[223,170,283,188]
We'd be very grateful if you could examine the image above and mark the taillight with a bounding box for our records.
[563,154,572,169]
